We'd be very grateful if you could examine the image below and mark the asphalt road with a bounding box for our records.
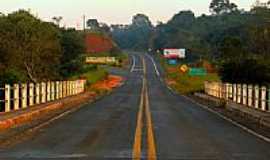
[0,52,270,160]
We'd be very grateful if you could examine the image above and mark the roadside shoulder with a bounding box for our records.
[184,93,270,143]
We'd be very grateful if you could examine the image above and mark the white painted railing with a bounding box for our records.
[0,80,86,113]
[204,81,270,112]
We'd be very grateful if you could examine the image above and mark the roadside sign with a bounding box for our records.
[180,64,189,73]
[168,59,178,65]
[163,49,186,59]
[188,68,207,76]
[86,57,118,65]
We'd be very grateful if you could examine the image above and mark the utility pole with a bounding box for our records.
[83,14,86,32]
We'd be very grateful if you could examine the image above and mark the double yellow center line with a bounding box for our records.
[132,56,157,160]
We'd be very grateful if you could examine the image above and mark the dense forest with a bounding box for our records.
[111,0,270,84]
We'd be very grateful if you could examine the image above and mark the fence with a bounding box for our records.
[0,80,86,113]
[204,81,270,112]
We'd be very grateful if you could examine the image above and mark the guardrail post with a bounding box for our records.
[41,82,46,103]
[51,81,55,101]
[13,84,19,110]
[261,86,267,111]
[56,81,59,100]
[70,81,73,95]
[268,88,270,111]
[66,81,68,96]
[68,81,72,96]
[229,83,233,99]
[21,83,27,109]
[59,81,63,98]
[237,84,241,104]
[47,82,51,102]
[5,84,11,112]
[66,81,69,96]
[63,81,66,97]
[255,85,259,109]
[72,81,75,95]
[225,83,229,100]
[242,84,247,106]
[69,81,72,96]
[36,83,40,105]
[233,84,237,102]
[80,80,83,93]
[76,81,79,94]
[29,83,34,106]
[248,85,253,107]
[204,82,207,94]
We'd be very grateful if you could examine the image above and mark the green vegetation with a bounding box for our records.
[168,72,220,94]
[0,10,115,86]
[0,10,87,84]
[111,14,153,51]
[160,56,220,94]
[0,10,62,83]
[112,0,270,84]
[70,65,108,86]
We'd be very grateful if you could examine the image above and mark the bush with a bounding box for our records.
[219,57,270,85]
[0,68,28,84]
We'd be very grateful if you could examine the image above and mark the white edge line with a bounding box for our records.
[146,54,160,77]
[130,55,136,73]
[30,107,81,132]
[182,95,270,143]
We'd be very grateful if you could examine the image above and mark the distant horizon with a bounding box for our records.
[0,0,267,29]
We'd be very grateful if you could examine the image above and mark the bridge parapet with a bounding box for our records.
[204,81,270,112]
[0,80,86,113]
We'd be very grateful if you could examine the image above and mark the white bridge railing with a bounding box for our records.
[204,81,270,112]
[0,80,86,113]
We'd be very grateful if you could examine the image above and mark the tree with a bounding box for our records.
[167,10,195,29]
[52,16,63,26]
[132,14,152,28]
[59,28,86,77]
[210,0,238,15]
[0,10,62,82]
[99,23,111,34]
[87,19,99,30]
[111,14,153,50]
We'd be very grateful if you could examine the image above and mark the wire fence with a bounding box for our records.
[204,81,270,112]
[0,80,86,113]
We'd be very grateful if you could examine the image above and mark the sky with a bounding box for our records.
[0,0,267,29]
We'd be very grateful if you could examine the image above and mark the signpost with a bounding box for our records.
[180,65,189,73]
[188,68,207,76]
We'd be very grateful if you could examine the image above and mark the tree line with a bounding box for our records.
[111,0,270,84]
[0,10,86,84]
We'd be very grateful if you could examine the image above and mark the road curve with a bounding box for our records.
[0,52,269,160]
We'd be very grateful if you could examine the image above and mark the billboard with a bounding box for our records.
[86,57,118,65]
[163,49,186,59]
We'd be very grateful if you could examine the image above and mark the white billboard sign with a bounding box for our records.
[163,49,186,59]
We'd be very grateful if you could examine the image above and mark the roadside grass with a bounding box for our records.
[168,72,220,94]
[158,54,220,94]
[69,65,108,87]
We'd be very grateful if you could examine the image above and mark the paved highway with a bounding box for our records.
[0,52,270,160]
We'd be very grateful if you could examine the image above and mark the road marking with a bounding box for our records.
[182,95,270,143]
[145,82,157,160]
[133,57,157,160]
[132,77,145,160]
[146,54,160,77]
[133,69,144,72]
[130,55,136,72]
